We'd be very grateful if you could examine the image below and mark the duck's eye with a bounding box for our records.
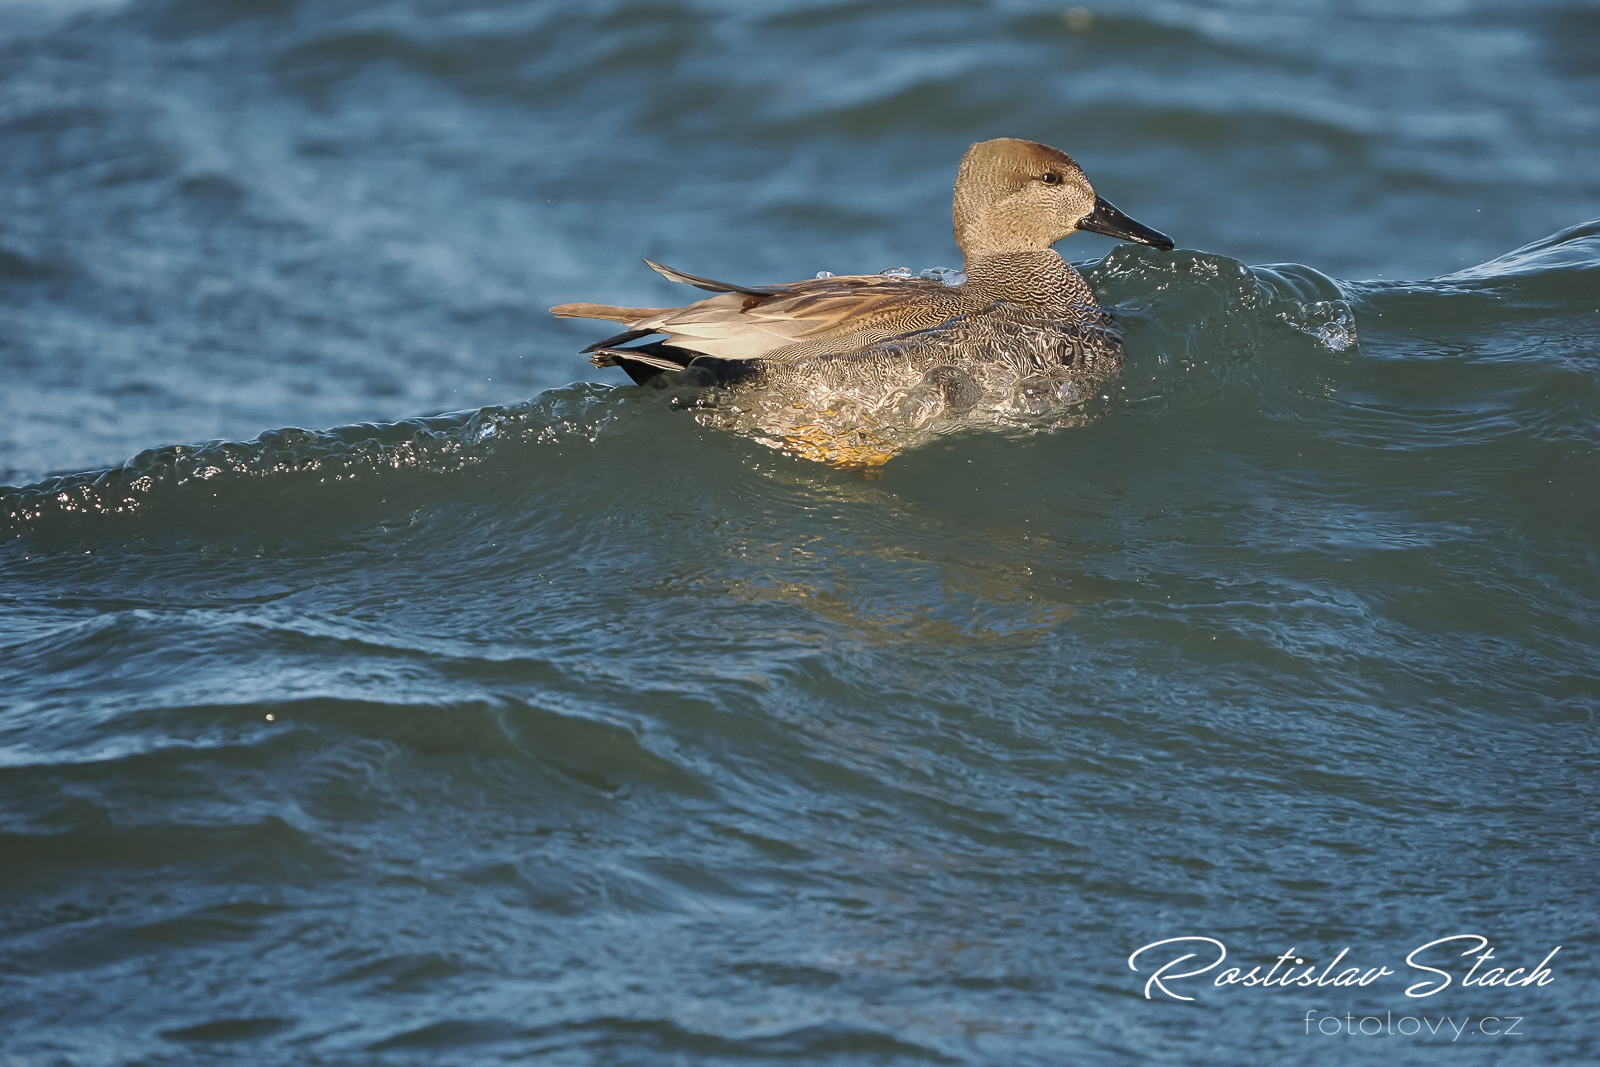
[1040,172,1062,185]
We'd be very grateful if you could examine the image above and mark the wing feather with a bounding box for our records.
[555,266,961,362]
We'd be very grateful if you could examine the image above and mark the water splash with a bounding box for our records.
[917,266,967,287]
[1278,299,1357,352]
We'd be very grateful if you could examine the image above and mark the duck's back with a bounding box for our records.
[627,272,976,363]
[649,251,1112,364]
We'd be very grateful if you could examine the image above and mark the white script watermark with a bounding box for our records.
[1127,935,1561,1003]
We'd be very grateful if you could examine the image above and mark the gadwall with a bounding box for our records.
[550,138,1173,466]
[553,134,1177,467]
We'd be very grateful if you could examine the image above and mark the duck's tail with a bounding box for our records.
[548,302,670,324]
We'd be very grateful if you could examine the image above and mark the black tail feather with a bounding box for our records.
[589,341,697,384]
[586,342,764,388]
[581,328,658,355]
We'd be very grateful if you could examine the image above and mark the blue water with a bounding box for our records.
[3,2,1598,1064]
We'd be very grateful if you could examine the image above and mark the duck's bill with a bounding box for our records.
[1079,197,1174,251]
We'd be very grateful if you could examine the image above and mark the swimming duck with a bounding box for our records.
[550,138,1173,467]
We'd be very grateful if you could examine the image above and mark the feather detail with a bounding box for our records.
[587,347,689,372]
[580,328,659,355]
[643,259,788,296]
[615,274,953,361]
[550,303,670,323]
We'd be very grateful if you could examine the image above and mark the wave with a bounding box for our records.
[0,386,625,541]
[5,220,1596,543]
[1345,218,1600,315]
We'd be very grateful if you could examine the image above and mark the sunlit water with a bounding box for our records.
[3,2,1598,1065]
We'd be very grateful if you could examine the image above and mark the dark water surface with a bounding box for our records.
[3,2,1599,1064]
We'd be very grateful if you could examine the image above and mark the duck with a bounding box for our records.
[550,138,1173,468]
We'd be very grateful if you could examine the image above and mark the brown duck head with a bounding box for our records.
[952,137,1174,260]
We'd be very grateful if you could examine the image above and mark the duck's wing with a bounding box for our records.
[547,260,790,324]
[746,276,953,337]
[551,261,956,362]
[636,272,954,361]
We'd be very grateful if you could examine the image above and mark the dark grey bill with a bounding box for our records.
[1079,197,1175,251]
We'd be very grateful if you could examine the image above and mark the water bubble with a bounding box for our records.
[815,270,834,279]
[879,266,913,278]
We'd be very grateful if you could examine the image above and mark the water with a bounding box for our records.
[2,1,1598,1064]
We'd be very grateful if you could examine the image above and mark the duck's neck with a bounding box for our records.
[961,249,1098,311]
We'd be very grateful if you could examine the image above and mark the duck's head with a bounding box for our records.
[952,137,1174,259]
